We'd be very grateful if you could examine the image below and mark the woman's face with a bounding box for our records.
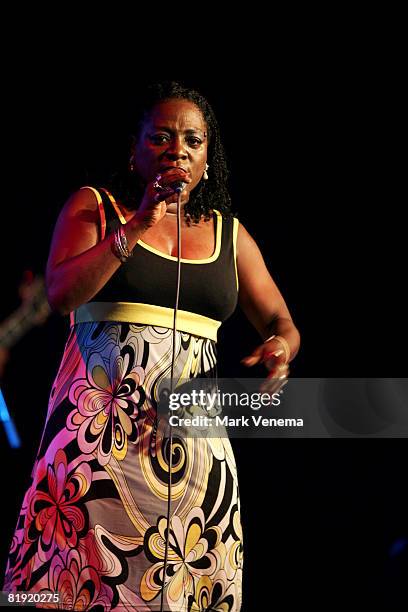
[133,99,208,200]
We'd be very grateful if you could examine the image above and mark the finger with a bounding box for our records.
[156,169,192,187]
[153,187,178,202]
[241,344,265,365]
[262,349,284,362]
[263,355,288,374]
[163,171,192,184]
[260,369,289,394]
[265,364,289,379]
[241,351,263,366]
[259,378,288,396]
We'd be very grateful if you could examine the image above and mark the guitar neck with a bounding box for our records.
[0,301,51,349]
[0,306,38,348]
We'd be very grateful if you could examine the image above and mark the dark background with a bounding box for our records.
[0,19,406,611]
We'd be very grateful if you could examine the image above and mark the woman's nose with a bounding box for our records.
[164,136,188,160]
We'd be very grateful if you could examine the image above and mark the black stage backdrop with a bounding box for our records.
[0,38,405,611]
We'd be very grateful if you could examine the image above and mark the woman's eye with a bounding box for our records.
[149,134,202,146]
[150,134,170,144]
[187,138,202,146]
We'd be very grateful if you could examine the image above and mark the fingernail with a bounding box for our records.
[242,357,256,364]
[272,350,284,357]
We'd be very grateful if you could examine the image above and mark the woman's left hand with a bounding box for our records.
[241,338,289,395]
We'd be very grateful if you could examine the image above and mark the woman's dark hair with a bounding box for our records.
[109,81,233,224]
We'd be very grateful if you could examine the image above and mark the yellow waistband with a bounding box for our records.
[70,302,221,341]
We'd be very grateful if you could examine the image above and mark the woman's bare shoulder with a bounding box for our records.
[236,219,255,259]
[61,186,101,216]
[46,187,102,272]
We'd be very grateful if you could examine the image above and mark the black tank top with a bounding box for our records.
[89,188,239,323]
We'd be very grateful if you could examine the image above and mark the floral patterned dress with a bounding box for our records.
[3,188,243,611]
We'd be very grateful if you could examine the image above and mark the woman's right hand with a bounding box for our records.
[133,195,167,230]
[132,168,191,230]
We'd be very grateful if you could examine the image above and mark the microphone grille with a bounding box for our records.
[174,181,186,193]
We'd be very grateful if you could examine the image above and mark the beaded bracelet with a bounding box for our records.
[263,334,290,364]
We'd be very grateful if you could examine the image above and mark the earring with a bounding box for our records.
[203,163,209,181]
[129,157,135,173]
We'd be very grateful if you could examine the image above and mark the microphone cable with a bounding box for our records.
[160,188,183,612]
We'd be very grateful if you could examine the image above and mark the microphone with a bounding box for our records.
[159,168,187,194]
[172,181,187,193]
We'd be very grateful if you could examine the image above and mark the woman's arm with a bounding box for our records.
[46,169,191,314]
[46,189,155,315]
[236,222,301,374]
